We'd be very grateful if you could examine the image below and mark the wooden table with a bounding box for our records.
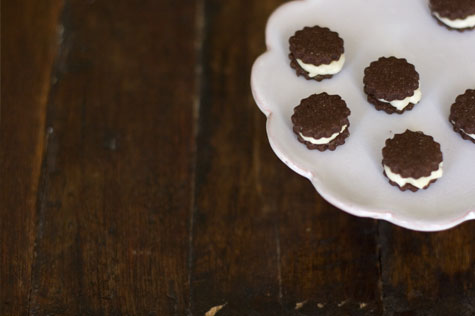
[2,1,474,315]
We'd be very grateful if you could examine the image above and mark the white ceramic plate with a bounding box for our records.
[251,0,475,231]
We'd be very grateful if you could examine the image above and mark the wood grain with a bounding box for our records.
[190,1,285,315]
[277,190,382,315]
[27,0,198,314]
[1,1,64,314]
[379,222,475,315]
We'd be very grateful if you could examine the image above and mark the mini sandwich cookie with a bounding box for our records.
[430,0,475,31]
[289,26,345,81]
[363,57,422,115]
[449,89,475,144]
[291,93,350,151]
[382,130,443,192]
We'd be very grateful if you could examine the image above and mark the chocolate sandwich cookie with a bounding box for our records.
[429,0,475,31]
[363,57,421,115]
[291,92,350,151]
[289,26,345,81]
[382,130,443,192]
[449,89,475,144]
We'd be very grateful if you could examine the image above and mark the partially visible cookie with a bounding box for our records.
[449,89,475,144]
[363,57,421,115]
[382,130,443,192]
[291,93,350,151]
[429,0,475,31]
[289,26,345,81]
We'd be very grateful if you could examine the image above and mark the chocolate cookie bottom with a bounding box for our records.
[451,124,475,144]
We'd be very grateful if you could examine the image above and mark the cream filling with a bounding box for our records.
[460,128,475,140]
[378,88,422,111]
[299,125,347,145]
[434,12,475,29]
[384,163,443,189]
[296,54,345,77]
[451,121,475,140]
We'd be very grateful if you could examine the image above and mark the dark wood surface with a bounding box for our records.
[1,1,474,315]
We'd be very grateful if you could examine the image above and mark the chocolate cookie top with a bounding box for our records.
[382,130,443,179]
[449,89,475,134]
[289,26,344,66]
[363,57,420,101]
[291,93,350,139]
[430,0,475,20]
